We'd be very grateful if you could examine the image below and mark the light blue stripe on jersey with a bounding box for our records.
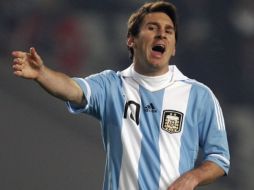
[181,82,230,174]
[85,71,125,190]
[138,86,164,190]
[69,71,125,189]
[103,90,124,190]
[179,83,200,174]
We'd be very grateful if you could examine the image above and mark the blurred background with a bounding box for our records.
[0,0,253,189]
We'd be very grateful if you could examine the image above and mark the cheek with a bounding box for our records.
[168,43,176,54]
[136,41,149,54]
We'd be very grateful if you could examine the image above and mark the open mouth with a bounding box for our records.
[152,44,166,54]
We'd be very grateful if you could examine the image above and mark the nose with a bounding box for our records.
[156,29,167,39]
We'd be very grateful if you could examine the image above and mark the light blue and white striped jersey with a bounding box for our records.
[67,65,230,190]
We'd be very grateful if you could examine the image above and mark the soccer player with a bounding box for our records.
[11,1,230,190]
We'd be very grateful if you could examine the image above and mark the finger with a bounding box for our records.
[29,47,39,60]
[12,63,23,71]
[29,47,43,67]
[13,58,23,65]
[13,70,23,77]
[12,51,27,58]
[30,59,40,67]
[13,58,23,67]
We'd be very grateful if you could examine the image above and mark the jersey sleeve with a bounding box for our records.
[196,85,230,175]
[66,70,116,120]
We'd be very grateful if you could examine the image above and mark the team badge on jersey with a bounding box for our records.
[161,110,183,134]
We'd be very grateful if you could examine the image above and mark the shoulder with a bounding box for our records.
[87,69,118,79]
[170,66,217,100]
[85,69,121,84]
[80,70,126,93]
[185,79,215,97]
[184,79,222,114]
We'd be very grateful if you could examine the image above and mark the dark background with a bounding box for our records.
[1,0,254,189]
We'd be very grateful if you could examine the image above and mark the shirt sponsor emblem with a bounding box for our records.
[161,110,183,134]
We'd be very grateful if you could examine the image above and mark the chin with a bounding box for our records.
[149,60,167,67]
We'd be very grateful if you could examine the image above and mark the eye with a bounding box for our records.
[166,28,175,35]
[147,24,158,31]
[148,25,156,31]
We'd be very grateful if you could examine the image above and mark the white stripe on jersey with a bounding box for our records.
[209,154,230,165]
[212,96,225,131]
[80,78,91,105]
[119,77,142,190]
[158,82,192,189]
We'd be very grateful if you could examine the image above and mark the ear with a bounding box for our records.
[127,36,135,48]
[172,47,176,56]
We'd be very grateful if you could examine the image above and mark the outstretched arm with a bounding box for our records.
[167,161,225,190]
[12,47,84,105]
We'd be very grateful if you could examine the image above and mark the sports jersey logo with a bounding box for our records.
[144,103,157,112]
[161,110,183,134]
[124,101,140,125]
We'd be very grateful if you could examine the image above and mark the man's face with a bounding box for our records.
[128,12,176,76]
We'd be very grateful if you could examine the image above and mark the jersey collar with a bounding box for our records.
[121,64,189,82]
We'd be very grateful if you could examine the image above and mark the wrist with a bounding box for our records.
[34,63,46,82]
[189,169,202,187]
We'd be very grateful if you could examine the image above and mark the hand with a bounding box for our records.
[12,47,44,80]
[167,172,198,190]
[167,161,225,190]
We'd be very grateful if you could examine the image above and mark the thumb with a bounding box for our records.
[29,47,40,60]
[29,47,43,67]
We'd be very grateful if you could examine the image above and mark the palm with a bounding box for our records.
[21,56,41,79]
[12,48,43,80]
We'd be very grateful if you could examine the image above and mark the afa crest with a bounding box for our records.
[161,110,183,134]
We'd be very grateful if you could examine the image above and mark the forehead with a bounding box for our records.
[142,12,174,27]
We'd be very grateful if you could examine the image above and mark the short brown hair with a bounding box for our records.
[127,0,178,60]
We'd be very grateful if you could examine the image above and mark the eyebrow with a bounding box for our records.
[146,22,175,30]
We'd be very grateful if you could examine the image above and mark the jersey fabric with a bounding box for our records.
[66,65,230,190]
